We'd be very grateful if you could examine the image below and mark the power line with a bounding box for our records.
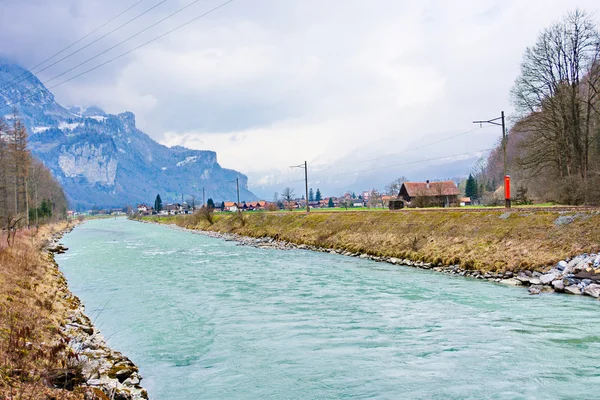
[13,0,206,95]
[0,0,168,92]
[314,125,493,172]
[270,148,494,188]
[330,149,493,178]
[0,0,146,91]
[269,126,493,186]
[0,0,236,111]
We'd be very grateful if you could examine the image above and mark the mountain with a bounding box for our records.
[0,61,257,210]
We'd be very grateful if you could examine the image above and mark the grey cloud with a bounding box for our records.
[2,0,599,194]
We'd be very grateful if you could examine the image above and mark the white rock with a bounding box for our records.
[565,285,582,295]
[529,278,541,285]
[500,278,522,286]
[584,284,600,298]
[552,280,565,291]
[540,271,559,285]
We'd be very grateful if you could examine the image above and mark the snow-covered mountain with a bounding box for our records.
[0,60,257,210]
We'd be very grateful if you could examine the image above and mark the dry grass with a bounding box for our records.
[0,223,101,400]
[155,209,600,273]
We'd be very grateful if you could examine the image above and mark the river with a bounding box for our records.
[56,218,600,399]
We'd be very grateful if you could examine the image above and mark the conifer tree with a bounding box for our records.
[465,174,477,199]
[315,188,322,202]
[154,194,163,212]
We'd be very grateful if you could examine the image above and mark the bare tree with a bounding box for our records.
[385,176,408,196]
[281,187,295,210]
[511,9,600,181]
[0,112,68,242]
[368,189,382,208]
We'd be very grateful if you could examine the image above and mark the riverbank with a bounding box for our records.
[0,223,148,399]
[144,209,600,297]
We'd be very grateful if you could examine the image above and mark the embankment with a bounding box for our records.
[145,209,600,297]
[0,223,148,399]
[151,209,600,273]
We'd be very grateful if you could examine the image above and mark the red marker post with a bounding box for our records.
[504,175,511,208]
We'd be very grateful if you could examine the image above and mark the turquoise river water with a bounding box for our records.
[56,218,600,399]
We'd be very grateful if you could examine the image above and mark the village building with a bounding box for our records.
[352,198,365,207]
[397,180,461,208]
[243,201,268,211]
[460,197,472,206]
[223,202,238,212]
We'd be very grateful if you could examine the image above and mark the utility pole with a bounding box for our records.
[202,187,206,208]
[290,161,310,212]
[228,177,241,212]
[236,177,240,207]
[473,111,511,208]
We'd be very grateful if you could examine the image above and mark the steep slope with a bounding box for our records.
[0,60,257,209]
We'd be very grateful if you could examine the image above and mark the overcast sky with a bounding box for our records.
[1,0,599,194]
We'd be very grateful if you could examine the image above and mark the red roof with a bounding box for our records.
[402,181,460,197]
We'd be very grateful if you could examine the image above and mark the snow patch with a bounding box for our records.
[32,126,50,133]
[176,156,199,167]
[59,122,82,131]
[88,116,107,122]
[161,167,167,171]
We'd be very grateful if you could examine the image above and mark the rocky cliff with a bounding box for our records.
[0,60,257,209]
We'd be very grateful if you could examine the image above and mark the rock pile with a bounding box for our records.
[48,226,148,399]
[515,254,600,297]
[63,302,147,399]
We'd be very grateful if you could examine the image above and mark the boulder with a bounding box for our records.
[516,275,531,284]
[584,284,600,298]
[552,280,565,292]
[565,285,582,295]
[529,278,541,285]
[540,271,560,285]
[557,260,568,271]
[529,285,542,295]
[500,278,522,286]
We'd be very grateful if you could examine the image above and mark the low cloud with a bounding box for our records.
[1,0,598,193]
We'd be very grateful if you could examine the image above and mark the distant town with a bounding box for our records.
[71,177,508,217]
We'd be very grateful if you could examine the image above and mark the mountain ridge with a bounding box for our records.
[0,60,257,210]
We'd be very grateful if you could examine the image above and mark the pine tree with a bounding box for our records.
[207,198,215,209]
[154,194,163,212]
[465,174,477,199]
[309,188,314,202]
[315,188,322,202]
[220,201,225,211]
[328,197,334,208]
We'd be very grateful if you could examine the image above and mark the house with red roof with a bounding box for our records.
[398,180,461,207]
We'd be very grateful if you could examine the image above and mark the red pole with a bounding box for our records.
[504,175,511,208]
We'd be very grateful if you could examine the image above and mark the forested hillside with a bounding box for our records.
[0,111,67,236]
[476,10,600,205]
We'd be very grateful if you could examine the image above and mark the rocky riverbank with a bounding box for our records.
[47,228,149,399]
[174,226,600,300]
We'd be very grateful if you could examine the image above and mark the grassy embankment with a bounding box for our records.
[148,208,600,273]
[0,223,105,400]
